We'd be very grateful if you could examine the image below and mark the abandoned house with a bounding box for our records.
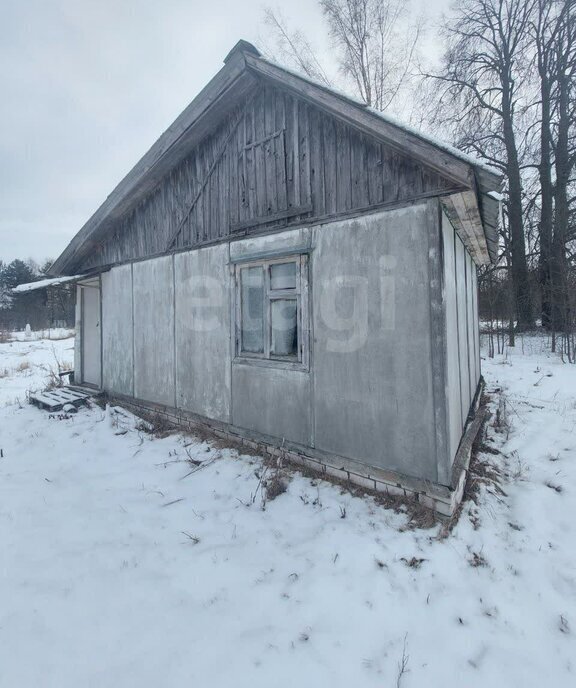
[43,40,501,514]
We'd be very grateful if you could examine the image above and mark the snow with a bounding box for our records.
[1,332,575,687]
[8,326,75,342]
[364,105,503,181]
[11,274,86,293]
[0,330,74,406]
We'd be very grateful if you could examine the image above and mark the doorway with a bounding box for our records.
[81,281,101,387]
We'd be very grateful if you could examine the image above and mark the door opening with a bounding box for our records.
[81,282,101,387]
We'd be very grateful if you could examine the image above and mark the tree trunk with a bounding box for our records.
[502,94,533,330]
[538,73,554,329]
[551,17,572,332]
[551,87,570,331]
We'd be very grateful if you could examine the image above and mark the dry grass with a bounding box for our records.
[493,395,511,437]
[149,413,175,437]
[284,455,439,530]
[264,470,289,501]
[42,368,64,392]
[130,409,175,438]
[465,393,504,502]
[440,392,501,535]
[469,550,488,567]
[111,403,441,529]
[464,452,505,506]
[401,556,427,569]
[92,393,109,410]
[16,360,30,372]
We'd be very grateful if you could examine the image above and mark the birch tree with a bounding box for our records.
[262,9,332,86]
[262,1,422,115]
[319,0,422,111]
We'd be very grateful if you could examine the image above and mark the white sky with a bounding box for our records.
[0,0,450,265]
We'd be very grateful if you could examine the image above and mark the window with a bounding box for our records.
[235,255,309,368]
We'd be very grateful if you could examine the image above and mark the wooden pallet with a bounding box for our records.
[29,386,98,412]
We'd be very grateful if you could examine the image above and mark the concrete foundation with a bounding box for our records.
[106,381,486,518]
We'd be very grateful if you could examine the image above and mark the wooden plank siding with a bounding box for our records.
[79,82,458,272]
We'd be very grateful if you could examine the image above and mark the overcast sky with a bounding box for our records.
[0,0,449,266]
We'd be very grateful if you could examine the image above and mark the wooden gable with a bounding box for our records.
[78,82,463,272]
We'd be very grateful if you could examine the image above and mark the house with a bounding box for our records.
[47,40,501,515]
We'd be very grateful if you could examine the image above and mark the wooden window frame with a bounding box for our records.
[233,254,309,372]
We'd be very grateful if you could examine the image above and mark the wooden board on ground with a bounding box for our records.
[29,386,99,412]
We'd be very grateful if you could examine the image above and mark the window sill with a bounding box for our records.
[233,356,309,373]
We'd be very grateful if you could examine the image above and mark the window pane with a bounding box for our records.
[241,267,264,353]
[270,262,296,290]
[271,299,298,357]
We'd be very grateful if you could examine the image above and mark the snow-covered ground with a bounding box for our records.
[0,333,575,687]
[0,329,74,406]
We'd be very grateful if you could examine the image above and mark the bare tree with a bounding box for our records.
[550,0,576,334]
[262,8,332,86]
[530,0,576,332]
[532,0,557,328]
[319,0,422,111]
[425,0,536,330]
[261,0,575,344]
[261,1,422,115]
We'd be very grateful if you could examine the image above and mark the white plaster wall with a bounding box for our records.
[442,212,464,466]
[472,266,481,381]
[94,203,481,486]
[442,211,482,465]
[466,252,479,398]
[101,265,134,396]
[229,227,312,261]
[232,364,312,445]
[312,203,438,482]
[133,256,175,406]
[174,245,231,422]
[455,236,471,426]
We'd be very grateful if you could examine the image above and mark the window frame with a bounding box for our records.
[233,253,309,371]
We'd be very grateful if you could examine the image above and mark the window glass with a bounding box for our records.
[270,262,297,290]
[270,299,298,356]
[241,267,264,353]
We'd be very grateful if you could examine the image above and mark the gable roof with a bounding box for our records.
[50,40,502,275]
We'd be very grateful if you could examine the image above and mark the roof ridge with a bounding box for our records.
[224,39,261,64]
